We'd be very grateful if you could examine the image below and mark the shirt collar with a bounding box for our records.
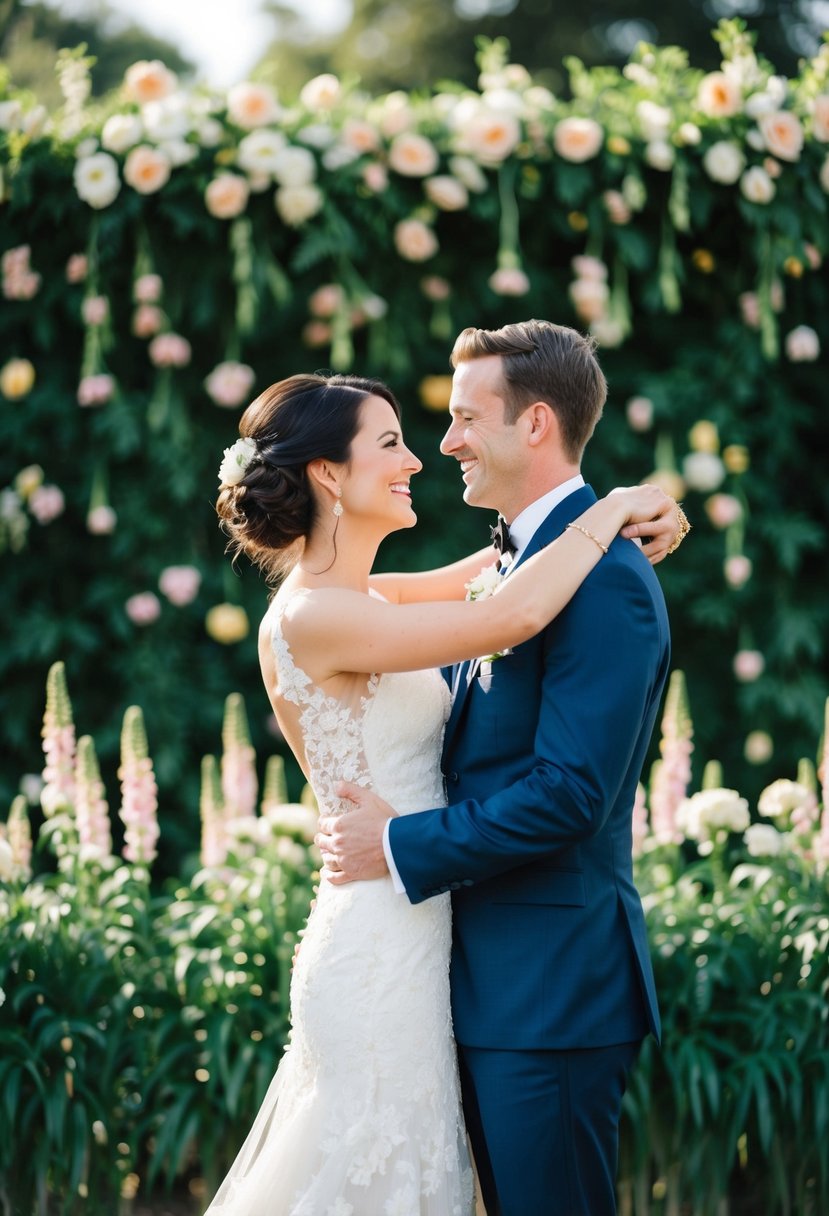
[507,475,585,561]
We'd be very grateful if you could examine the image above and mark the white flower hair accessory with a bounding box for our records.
[218,436,258,486]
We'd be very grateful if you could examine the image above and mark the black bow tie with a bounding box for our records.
[490,516,516,561]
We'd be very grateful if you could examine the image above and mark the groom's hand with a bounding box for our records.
[315,782,397,884]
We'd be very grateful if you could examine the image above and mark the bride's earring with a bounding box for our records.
[332,491,344,518]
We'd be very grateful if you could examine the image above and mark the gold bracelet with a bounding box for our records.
[566,521,609,555]
[666,505,692,556]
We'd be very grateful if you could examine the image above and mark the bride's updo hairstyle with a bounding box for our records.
[216,373,402,579]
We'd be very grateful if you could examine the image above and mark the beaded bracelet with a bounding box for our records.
[566,522,609,555]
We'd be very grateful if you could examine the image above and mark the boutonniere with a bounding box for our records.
[465,558,514,665]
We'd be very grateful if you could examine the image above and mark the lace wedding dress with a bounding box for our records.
[205,593,475,1216]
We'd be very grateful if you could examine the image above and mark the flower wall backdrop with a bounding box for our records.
[1,24,828,862]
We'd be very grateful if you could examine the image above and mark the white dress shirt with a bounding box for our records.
[383,475,586,894]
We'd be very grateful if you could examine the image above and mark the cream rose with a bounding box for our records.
[448,155,488,193]
[275,184,323,226]
[227,82,280,130]
[697,72,742,118]
[237,129,287,175]
[758,110,804,162]
[784,325,820,362]
[142,96,190,142]
[388,132,439,177]
[744,823,784,857]
[703,140,745,184]
[488,266,530,296]
[273,145,317,187]
[124,145,171,195]
[74,152,121,209]
[740,165,775,204]
[394,219,438,262]
[644,140,674,171]
[299,73,341,110]
[205,173,250,219]
[123,60,178,105]
[812,95,829,142]
[553,117,603,163]
[424,175,469,210]
[101,112,143,154]
[204,361,255,408]
[457,109,521,164]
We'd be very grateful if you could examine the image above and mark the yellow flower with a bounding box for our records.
[205,603,249,644]
[0,358,36,399]
[783,257,804,278]
[688,420,719,454]
[607,135,631,156]
[419,375,453,412]
[723,444,750,474]
[692,249,715,273]
[14,464,44,498]
[567,211,589,231]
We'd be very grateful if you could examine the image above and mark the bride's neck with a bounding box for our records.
[295,520,380,592]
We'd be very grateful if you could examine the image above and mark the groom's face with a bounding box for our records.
[441,355,528,518]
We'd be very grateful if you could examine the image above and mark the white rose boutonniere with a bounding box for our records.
[465,558,513,665]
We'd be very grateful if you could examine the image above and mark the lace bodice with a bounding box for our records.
[269,590,451,818]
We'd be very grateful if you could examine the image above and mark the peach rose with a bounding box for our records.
[740,165,775,204]
[124,145,171,194]
[205,173,250,219]
[394,219,438,262]
[227,82,280,130]
[341,118,380,154]
[697,72,742,118]
[553,117,603,163]
[704,493,742,529]
[424,175,469,211]
[388,132,439,177]
[299,74,341,110]
[123,60,178,105]
[813,95,829,142]
[457,109,521,164]
[132,304,164,338]
[308,284,344,317]
[758,110,804,162]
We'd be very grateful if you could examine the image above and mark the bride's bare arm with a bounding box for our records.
[284,485,668,678]
[369,546,497,604]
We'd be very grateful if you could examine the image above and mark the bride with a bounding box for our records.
[208,372,675,1215]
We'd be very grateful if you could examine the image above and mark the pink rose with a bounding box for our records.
[724,554,752,589]
[29,485,65,524]
[134,274,163,303]
[308,283,344,318]
[124,145,172,195]
[553,117,603,163]
[132,304,164,338]
[66,254,88,284]
[361,162,388,193]
[302,320,332,348]
[125,592,161,626]
[204,361,255,408]
[758,111,804,162]
[81,296,109,327]
[149,333,191,368]
[625,397,653,432]
[421,275,450,301]
[488,266,530,296]
[159,564,202,606]
[394,219,438,262]
[205,173,250,219]
[87,505,117,534]
[704,493,742,529]
[77,374,115,407]
[733,650,765,682]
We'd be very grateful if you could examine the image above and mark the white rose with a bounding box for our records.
[218,436,257,486]
[740,165,775,204]
[273,145,317,187]
[296,122,335,149]
[424,175,469,210]
[677,122,702,146]
[682,452,726,492]
[141,95,190,142]
[299,73,341,111]
[637,100,672,140]
[644,140,675,171]
[197,118,223,147]
[744,823,784,857]
[465,563,503,600]
[73,152,121,209]
[237,129,287,175]
[480,87,525,116]
[275,184,323,226]
[703,141,745,184]
[746,127,766,151]
[101,113,144,154]
[784,325,820,362]
[448,155,488,193]
[159,138,197,167]
[321,144,360,171]
[388,132,439,177]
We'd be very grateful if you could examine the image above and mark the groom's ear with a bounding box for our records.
[523,401,559,448]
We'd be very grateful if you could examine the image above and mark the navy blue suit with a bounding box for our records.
[388,485,670,1215]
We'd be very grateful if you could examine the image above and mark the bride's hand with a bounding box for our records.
[610,485,689,565]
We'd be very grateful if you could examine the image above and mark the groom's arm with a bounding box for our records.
[388,557,670,903]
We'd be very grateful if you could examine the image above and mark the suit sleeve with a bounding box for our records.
[388,554,669,903]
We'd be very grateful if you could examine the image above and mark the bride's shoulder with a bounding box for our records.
[268,585,378,638]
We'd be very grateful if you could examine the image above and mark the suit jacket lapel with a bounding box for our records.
[442,485,598,759]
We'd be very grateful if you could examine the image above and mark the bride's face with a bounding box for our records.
[339,395,422,531]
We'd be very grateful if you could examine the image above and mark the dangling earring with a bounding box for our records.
[332,491,343,518]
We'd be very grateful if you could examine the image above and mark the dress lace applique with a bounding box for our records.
[204,590,473,1216]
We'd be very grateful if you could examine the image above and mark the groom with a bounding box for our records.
[319,320,672,1215]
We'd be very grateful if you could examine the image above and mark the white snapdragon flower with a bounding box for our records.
[744,823,784,857]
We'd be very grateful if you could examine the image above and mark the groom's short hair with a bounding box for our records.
[450,319,607,463]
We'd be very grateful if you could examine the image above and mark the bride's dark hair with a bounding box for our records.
[216,373,402,580]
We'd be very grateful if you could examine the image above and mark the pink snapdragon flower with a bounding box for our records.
[29,485,65,524]
[158,564,201,606]
[75,735,113,859]
[7,796,33,880]
[77,374,115,407]
[199,755,226,868]
[650,671,693,844]
[149,332,191,368]
[221,693,258,822]
[118,706,159,866]
[81,295,109,327]
[125,592,161,625]
[41,661,76,816]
